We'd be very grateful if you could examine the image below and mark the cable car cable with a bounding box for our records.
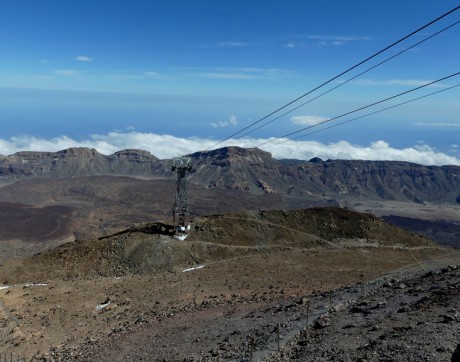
[264,83,460,148]
[255,71,460,148]
[206,5,460,150]
[234,19,460,140]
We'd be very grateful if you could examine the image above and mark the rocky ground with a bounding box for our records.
[1,246,439,361]
[266,263,460,362]
[1,147,459,361]
[53,256,459,362]
[0,208,458,361]
[4,253,450,362]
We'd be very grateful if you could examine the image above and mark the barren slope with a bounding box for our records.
[0,208,433,284]
[0,208,453,361]
[0,176,312,263]
[0,146,459,259]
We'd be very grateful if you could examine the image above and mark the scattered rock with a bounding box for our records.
[451,344,460,362]
[313,314,332,329]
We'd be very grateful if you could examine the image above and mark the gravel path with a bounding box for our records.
[57,253,460,362]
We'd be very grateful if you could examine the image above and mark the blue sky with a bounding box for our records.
[0,0,459,164]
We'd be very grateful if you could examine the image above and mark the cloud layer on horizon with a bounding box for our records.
[0,132,458,166]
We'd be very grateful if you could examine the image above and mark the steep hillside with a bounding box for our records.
[189,147,284,193]
[0,208,433,283]
[188,149,460,204]
[187,149,460,203]
[296,159,460,204]
[190,207,433,249]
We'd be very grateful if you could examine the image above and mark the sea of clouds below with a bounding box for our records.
[0,131,458,166]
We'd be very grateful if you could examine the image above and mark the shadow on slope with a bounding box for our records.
[0,208,435,284]
[382,215,460,249]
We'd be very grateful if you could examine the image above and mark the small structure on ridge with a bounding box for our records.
[171,156,192,237]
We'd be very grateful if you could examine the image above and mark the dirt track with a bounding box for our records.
[56,252,457,362]
[0,208,458,361]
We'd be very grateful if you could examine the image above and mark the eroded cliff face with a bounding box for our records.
[285,160,460,204]
[187,148,459,204]
[188,147,284,193]
[0,148,163,178]
[0,146,459,204]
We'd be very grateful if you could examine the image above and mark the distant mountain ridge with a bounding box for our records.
[1,146,459,204]
[0,147,164,178]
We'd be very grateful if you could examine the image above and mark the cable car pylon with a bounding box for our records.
[171,156,192,239]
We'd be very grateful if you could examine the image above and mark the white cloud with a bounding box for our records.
[75,55,92,62]
[206,37,372,49]
[186,67,289,80]
[192,72,256,79]
[385,79,436,87]
[195,41,251,48]
[354,79,445,87]
[413,122,460,128]
[217,41,250,47]
[211,121,228,128]
[283,42,311,49]
[0,135,81,155]
[299,35,372,47]
[211,116,238,128]
[144,71,160,78]
[284,42,297,48]
[291,115,329,126]
[263,139,460,166]
[0,132,458,166]
[304,35,372,42]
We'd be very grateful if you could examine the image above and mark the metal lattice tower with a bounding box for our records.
[171,156,192,233]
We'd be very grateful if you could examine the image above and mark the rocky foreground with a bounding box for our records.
[267,264,460,362]
[0,208,458,361]
[47,259,459,361]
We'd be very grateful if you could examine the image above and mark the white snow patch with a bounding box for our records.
[174,234,188,241]
[0,283,47,290]
[24,283,48,287]
[95,301,111,311]
[182,265,205,273]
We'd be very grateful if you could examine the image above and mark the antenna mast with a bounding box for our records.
[171,156,192,235]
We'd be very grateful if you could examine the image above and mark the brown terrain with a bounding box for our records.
[0,146,458,261]
[0,208,458,361]
[0,146,459,361]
